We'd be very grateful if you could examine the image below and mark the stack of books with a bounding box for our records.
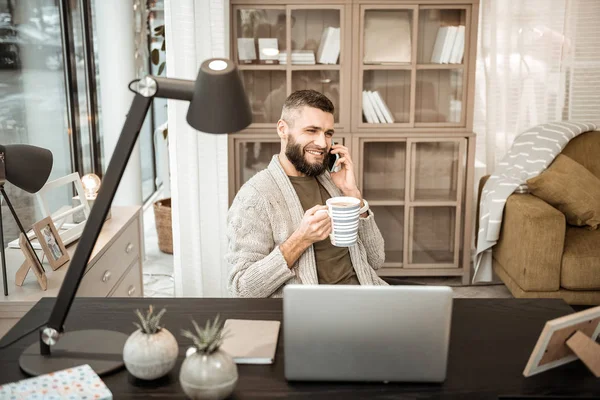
[430,25,465,64]
[362,90,395,124]
[316,27,341,64]
[279,50,316,65]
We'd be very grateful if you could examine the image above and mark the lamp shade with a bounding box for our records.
[186,58,252,134]
[0,144,53,193]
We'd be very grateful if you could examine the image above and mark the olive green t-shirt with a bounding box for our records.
[289,176,359,285]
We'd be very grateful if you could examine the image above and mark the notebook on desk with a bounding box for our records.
[221,319,280,364]
[0,364,112,399]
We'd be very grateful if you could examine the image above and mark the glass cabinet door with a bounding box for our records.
[359,138,407,268]
[411,141,462,202]
[405,138,465,268]
[409,206,457,266]
[362,8,414,65]
[234,8,287,126]
[290,9,341,65]
[235,8,286,64]
[237,139,281,189]
[292,70,340,122]
[362,70,411,124]
[359,7,415,128]
[417,8,467,65]
[415,69,463,124]
[415,7,468,125]
[239,71,286,124]
[372,206,405,266]
[361,140,406,202]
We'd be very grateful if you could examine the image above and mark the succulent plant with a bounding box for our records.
[133,305,167,335]
[181,315,228,355]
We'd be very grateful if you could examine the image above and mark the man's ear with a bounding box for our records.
[277,119,288,140]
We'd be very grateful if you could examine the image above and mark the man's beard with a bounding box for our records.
[285,136,330,177]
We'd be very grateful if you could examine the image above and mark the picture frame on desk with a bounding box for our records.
[35,172,90,249]
[524,306,600,377]
[7,173,91,251]
[32,216,70,271]
[14,233,47,291]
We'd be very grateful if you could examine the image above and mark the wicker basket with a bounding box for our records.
[153,198,173,254]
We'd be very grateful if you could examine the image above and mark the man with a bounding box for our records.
[227,90,387,298]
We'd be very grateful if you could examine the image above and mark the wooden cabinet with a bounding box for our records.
[0,207,143,338]
[229,0,479,284]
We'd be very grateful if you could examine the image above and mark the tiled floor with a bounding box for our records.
[141,207,513,299]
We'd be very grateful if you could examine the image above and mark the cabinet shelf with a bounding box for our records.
[417,64,465,70]
[362,64,412,70]
[412,250,455,265]
[363,189,405,203]
[290,65,341,71]
[369,200,405,207]
[238,65,287,71]
[413,189,458,202]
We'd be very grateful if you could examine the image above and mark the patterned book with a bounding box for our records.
[0,364,112,399]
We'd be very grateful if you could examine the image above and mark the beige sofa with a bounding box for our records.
[477,130,600,305]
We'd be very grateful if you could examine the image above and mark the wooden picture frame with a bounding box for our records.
[15,233,47,291]
[524,305,600,377]
[32,217,70,270]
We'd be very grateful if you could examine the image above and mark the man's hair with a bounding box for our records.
[281,90,334,128]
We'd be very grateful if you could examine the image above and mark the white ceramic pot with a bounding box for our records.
[123,328,178,380]
[179,349,238,400]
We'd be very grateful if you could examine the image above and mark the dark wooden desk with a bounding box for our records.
[1,298,599,399]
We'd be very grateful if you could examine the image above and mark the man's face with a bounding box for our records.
[282,106,335,177]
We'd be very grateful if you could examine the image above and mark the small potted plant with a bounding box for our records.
[123,305,178,380]
[180,315,238,400]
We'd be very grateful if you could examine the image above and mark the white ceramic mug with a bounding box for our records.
[317,196,361,247]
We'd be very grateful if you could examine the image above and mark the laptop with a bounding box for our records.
[283,284,453,383]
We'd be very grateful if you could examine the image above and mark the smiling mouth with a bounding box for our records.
[306,149,324,156]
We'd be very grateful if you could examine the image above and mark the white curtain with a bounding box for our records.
[165,0,230,297]
[474,0,600,173]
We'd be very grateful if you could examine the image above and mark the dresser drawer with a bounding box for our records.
[77,219,140,297]
[109,259,142,297]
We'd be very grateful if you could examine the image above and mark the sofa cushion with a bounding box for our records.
[562,130,600,179]
[527,154,600,229]
[561,226,600,290]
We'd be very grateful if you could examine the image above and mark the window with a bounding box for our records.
[0,0,100,245]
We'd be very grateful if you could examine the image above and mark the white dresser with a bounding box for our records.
[0,206,144,337]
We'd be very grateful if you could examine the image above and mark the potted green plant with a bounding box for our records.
[180,315,238,399]
[122,305,178,380]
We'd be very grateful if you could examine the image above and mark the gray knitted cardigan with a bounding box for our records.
[227,155,388,298]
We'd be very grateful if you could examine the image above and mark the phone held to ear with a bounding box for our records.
[328,141,340,173]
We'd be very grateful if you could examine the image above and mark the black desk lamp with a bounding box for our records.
[19,58,251,376]
[0,145,53,296]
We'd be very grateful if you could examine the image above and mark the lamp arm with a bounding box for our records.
[153,77,194,101]
[40,93,153,355]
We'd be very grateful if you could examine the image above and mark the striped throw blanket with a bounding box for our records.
[474,121,597,283]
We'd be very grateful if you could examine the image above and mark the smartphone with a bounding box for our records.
[328,141,340,172]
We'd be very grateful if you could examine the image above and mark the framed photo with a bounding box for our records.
[7,173,91,250]
[237,38,257,64]
[15,233,47,291]
[32,217,70,270]
[523,305,600,377]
